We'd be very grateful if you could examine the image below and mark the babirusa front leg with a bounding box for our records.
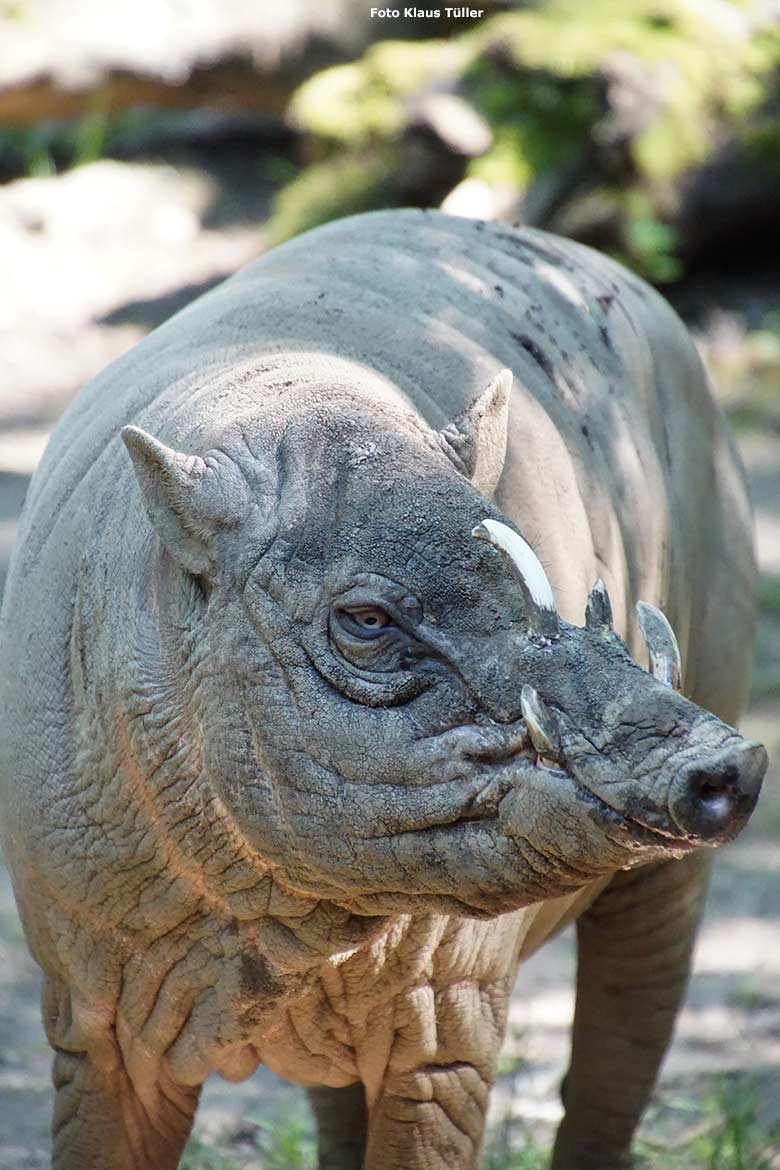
[363,1060,492,1170]
[44,976,199,1170]
[362,978,510,1170]
[551,851,711,1170]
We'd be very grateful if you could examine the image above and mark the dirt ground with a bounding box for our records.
[0,156,778,1168]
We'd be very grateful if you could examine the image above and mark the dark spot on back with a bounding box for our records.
[661,416,673,468]
[511,332,556,383]
[599,324,614,351]
[511,330,584,405]
[511,234,576,271]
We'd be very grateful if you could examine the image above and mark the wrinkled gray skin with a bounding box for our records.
[0,210,767,1170]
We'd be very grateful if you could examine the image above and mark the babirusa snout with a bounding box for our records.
[469,516,766,852]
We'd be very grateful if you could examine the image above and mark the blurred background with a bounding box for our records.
[0,1,779,1167]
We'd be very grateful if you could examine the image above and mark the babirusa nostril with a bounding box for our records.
[688,766,739,802]
[687,766,740,825]
[672,742,768,841]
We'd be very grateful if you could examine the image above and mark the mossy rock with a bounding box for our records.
[288,39,470,147]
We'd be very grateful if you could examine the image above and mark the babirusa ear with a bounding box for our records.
[121,426,251,576]
[438,368,512,497]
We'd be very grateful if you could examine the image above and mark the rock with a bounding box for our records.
[398,92,492,202]
[440,176,518,220]
[0,0,445,127]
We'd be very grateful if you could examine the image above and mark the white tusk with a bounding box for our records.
[472,518,559,638]
[521,685,560,759]
[636,601,682,691]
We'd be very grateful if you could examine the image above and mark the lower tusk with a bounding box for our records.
[521,685,561,759]
[636,601,682,691]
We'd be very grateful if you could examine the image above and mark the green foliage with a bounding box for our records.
[619,191,682,282]
[639,1078,780,1170]
[266,152,393,246]
[19,131,56,178]
[757,575,780,616]
[707,312,780,433]
[172,1080,780,1170]
[468,0,779,183]
[465,64,596,188]
[260,154,301,186]
[179,1111,316,1170]
[272,0,780,282]
[0,0,25,18]
[290,39,468,146]
[72,101,111,168]
[180,1136,240,1170]
[483,1141,549,1170]
[495,1050,529,1078]
[742,118,780,171]
[251,1115,317,1170]
[0,101,118,178]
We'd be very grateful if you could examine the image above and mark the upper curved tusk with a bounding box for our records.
[472,518,560,638]
[636,601,682,691]
[585,579,613,631]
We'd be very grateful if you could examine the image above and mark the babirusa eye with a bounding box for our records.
[337,606,394,638]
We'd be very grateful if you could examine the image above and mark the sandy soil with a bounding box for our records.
[0,156,778,1168]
